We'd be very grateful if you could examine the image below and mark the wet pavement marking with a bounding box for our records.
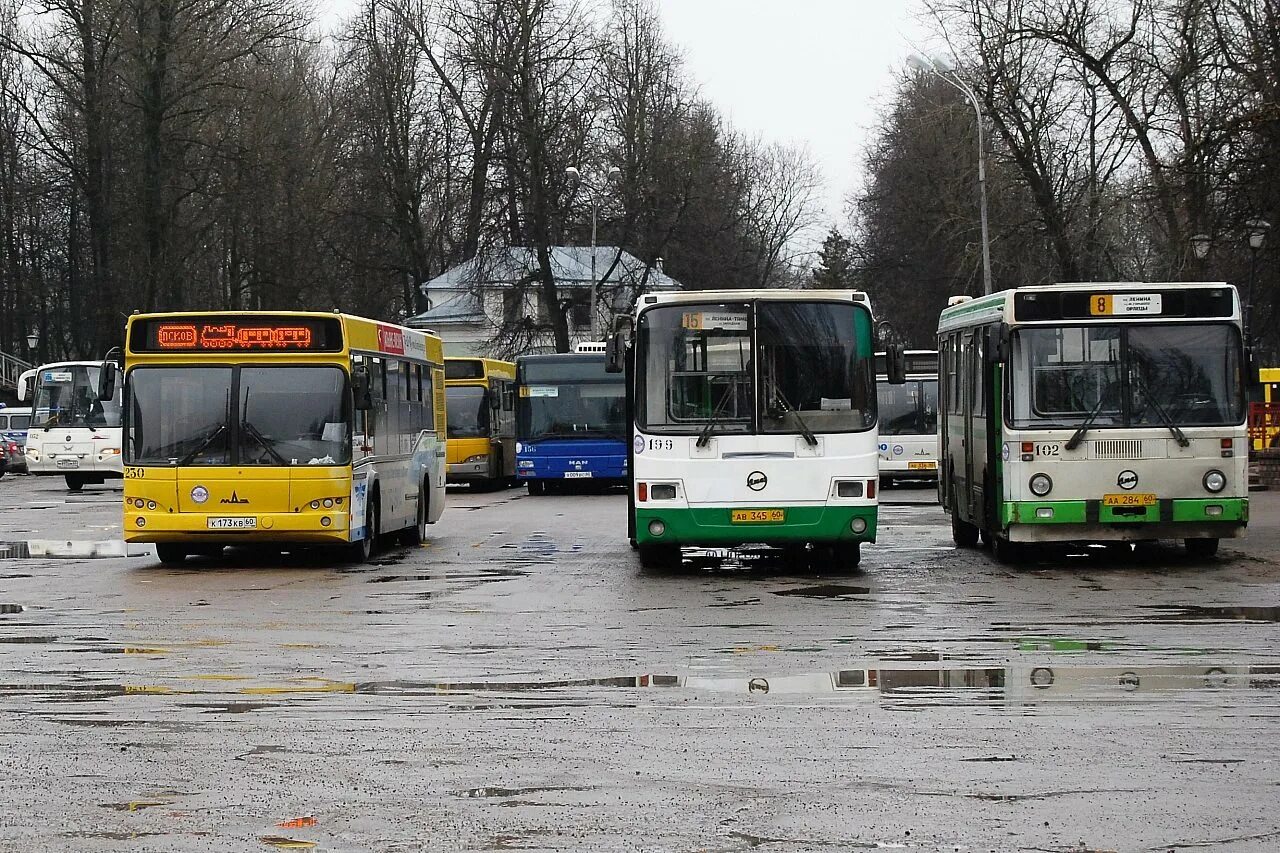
[260,835,317,849]
[772,584,872,598]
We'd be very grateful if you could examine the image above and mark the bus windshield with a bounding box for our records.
[34,365,122,430]
[878,379,939,436]
[1011,323,1243,429]
[127,365,351,466]
[447,385,490,438]
[517,380,626,441]
[638,301,875,434]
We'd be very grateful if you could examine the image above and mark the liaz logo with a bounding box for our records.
[220,491,249,505]
[1117,470,1139,490]
[747,471,768,492]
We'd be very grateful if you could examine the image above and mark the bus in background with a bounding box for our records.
[876,350,939,484]
[17,361,123,490]
[445,357,516,488]
[938,283,1248,561]
[0,405,31,473]
[119,312,447,564]
[1249,366,1279,449]
[607,289,904,570]
[515,352,627,495]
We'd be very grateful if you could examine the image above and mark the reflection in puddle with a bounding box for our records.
[101,800,173,812]
[1140,605,1280,623]
[772,584,871,599]
[64,831,167,840]
[0,603,25,614]
[456,785,590,799]
[0,540,149,559]
[260,835,317,849]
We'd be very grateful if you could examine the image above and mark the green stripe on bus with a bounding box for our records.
[1002,498,1248,525]
[635,505,878,546]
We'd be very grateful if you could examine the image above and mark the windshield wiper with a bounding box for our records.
[1133,375,1190,447]
[696,376,736,448]
[179,424,228,465]
[240,389,289,465]
[1065,394,1110,451]
[771,388,818,447]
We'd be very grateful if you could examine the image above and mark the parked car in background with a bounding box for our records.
[0,405,31,474]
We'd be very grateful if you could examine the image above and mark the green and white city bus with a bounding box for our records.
[606,289,903,570]
[937,282,1249,561]
[876,350,939,484]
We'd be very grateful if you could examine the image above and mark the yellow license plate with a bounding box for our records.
[731,509,785,524]
[908,461,937,470]
[1102,493,1156,507]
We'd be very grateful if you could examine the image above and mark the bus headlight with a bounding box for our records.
[1029,473,1053,497]
[464,454,488,464]
[518,460,535,469]
[850,517,867,534]
[648,520,666,537]
[650,484,677,500]
[1203,469,1226,493]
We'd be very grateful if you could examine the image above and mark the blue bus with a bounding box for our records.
[515,353,627,494]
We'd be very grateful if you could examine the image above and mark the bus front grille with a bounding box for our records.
[1091,439,1149,459]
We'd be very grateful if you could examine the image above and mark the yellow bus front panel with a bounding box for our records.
[124,466,353,544]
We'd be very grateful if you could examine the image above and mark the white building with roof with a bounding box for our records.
[406,246,681,357]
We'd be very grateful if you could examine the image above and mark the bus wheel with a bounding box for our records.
[638,543,680,571]
[527,481,545,496]
[65,474,85,491]
[411,481,428,545]
[1185,537,1219,559]
[951,512,979,548]
[992,535,1024,564]
[349,495,379,562]
[155,543,188,565]
[834,541,861,569]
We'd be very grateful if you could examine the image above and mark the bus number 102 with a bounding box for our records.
[1037,444,1060,456]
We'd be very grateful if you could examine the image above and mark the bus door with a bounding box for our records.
[492,378,516,476]
[963,328,990,527]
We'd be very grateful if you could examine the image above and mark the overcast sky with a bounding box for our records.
[655,1,928,230]
[318,1,929,233]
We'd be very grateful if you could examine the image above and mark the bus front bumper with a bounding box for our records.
[1001,498,1247,542]
[447,460,491,482]
[635,505,878,547]
[124,510,352,544]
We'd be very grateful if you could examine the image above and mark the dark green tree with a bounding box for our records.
[811,227,855,289]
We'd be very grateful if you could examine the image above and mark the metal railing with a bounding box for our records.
[0,349,32,394]
[1249,402,1280,451]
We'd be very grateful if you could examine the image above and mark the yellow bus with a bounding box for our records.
[116,311,447,564]
[444,357,516,487]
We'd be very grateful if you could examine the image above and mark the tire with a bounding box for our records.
[951,511,980,548]
[1185,537,1219,559]
[348,493,379,563]
[834,541,862,569]
[527,480,545,496]
[410,480,428,545]
[638,543,680,570]
[992,534,1025,564]
[155,543,188,565]
[65,474,85,491]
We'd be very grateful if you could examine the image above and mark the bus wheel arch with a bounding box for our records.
[411,476,429,545]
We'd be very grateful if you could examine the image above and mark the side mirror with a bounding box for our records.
[885,343,907,385]
[16,372,29,403]
[97,362,118,402]
[1245,344,1261,393]
[993,325,1012,363]
[352,364,373,410]
[605,316,633,374]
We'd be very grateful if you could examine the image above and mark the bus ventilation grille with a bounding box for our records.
[1091,439,1148,460]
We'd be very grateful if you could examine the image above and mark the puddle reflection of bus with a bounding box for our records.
[17,360,124,491]
[637,664,1270,705]
[875,350,939,485]
[445,357,516,488]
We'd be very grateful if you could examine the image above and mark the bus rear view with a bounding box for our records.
[515,353,627,494]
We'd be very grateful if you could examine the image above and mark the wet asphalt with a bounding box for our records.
[1,474,1279,852]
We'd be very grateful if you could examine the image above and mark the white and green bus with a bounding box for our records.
[937,283,1249,561]
[606,289,903,570]
[876,350,939,484]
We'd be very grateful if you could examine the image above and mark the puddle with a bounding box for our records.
[260,836,316,849]
[0,604,25,614]
[101,800,173,812]
[0,636,56,644]
[1140,605,1280,623]
[64,832,168,840]
[0,540,149,559]
[455,785,590,798]
[772,584,871,599]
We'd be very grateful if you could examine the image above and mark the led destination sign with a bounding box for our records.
[130,315,344,353]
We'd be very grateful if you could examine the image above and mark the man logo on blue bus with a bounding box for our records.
[747,471,767,492]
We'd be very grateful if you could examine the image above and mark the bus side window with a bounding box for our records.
[971,333,986,416]
[948,334,962,415]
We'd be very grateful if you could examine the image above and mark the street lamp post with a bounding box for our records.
[1245,219,1269,343]
[907,53,993,296]
[25,328,38,361]
[565,165,622,339]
